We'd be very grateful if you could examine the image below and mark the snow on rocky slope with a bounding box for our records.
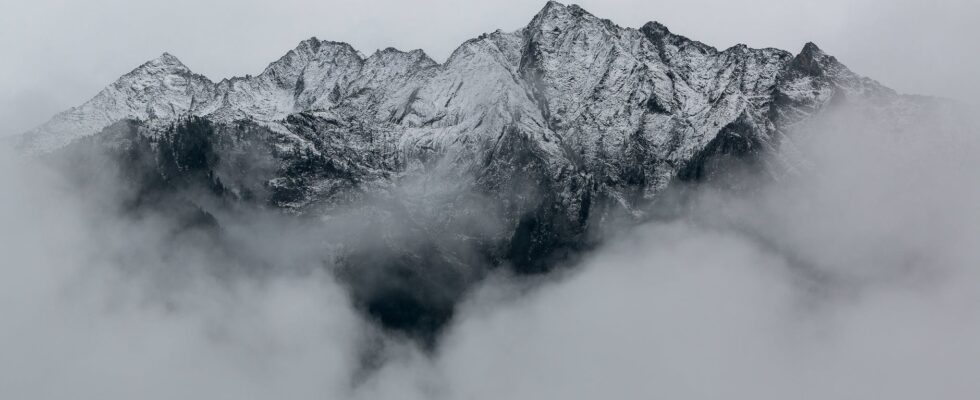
[21,1,916,175]
[20,0,940,258]
[19,0,949,338]
[22,0,938,244]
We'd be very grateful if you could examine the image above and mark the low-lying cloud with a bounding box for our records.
[1,104,979,399]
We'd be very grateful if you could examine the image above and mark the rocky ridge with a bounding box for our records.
[18,1,943,339]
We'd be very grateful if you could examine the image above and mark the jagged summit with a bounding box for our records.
[533,0,575,20]
[20,1,942,338]
[151,52,185,66]
[131,52,193,75]
[784,40,882,95]
[536,1,595,18]
[796,42,831,64]
[527,0,613,33]
[800,42,826,57]
[20,1,913,157]
[640,21,671,36]
[539,0,568,14]
[639,20,719,53]
[791,41,840,76]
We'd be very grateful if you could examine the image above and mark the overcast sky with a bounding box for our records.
[1,0,976,135]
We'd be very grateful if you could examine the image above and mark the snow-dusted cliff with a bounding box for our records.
[21,0,950,338]
[22,2,909,156]
[23,2,940,256]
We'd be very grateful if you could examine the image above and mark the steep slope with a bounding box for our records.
[19,0,931,271]
[24,1,912,201]
[20,1,944,340]
[20,54,216,152]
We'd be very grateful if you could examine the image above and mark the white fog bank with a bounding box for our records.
[2,106,979,399]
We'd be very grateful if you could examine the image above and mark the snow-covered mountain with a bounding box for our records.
[22,0,937,240]
[30,5,914,188]
[20,0,948,339]
[23,2,915,156]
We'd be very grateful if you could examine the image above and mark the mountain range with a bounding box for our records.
[16,1,944,340]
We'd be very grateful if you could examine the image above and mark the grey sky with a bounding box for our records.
[1,0,976,136]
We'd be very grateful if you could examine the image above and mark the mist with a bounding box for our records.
[2,107,980,398]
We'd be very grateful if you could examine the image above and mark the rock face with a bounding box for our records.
[20,1,942,339]
[22,3,918,183]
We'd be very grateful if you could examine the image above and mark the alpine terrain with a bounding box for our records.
[16,1,946,341]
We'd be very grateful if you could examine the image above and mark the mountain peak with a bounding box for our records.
[791,42,842,77]
[21,1,905,157]
[288,36,361,59]
[531,0,568,22]
[642,21,670,35]
[262,37,364,78]
[640,21,677,44]
[640,20,719,56]
[540,1,567,13]
[133,52,191,76]
[297,36,327,50]
[800,42,826,59]
[113,52,194,83]
[368,46,437,68]
[151,52,186,68]
[293,37,324,54]
[529,1,598,27]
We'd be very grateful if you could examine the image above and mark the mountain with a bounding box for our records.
[18,1,944,340]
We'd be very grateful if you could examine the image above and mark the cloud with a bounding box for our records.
[358,107,980,399]
[1,18,980,397]
[0,146,366,399]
